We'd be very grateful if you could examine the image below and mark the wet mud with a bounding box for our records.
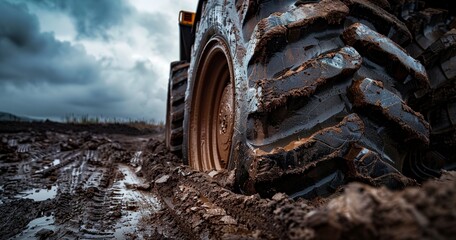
[0,122,455,239]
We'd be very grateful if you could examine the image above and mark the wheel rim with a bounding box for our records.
[189,37,235,171]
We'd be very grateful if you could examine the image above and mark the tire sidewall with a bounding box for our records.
[184,0,250,183]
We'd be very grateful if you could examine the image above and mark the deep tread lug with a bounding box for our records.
[343,22,430,93]
[419,29,456,67]
[351,146,416,188]
[166,61,188,155]
[171,84,186,105]
[349,78,430,144]
[171,105,185,124]
[342,0,412,45]
[250,115,363,180]
[255,46,362,112]
[248,114,364,196]
[170,127,184,146]
[171,62,190,73]
[251,0,349,63]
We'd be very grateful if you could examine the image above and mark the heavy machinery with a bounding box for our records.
[166,0,456,198]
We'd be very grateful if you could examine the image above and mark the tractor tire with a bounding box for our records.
[165,61,189,155]
[382,0,454,58]
[409,29,456,178]
[182,0,431,198]
[371,0,456,179]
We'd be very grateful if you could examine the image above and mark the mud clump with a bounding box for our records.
[0,122,455,239]
[304,172,456,239]
[0,199,55,239]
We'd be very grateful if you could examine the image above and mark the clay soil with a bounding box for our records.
[0,121,455,239]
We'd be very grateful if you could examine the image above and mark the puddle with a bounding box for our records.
[16,186,58,201]
[52,159,61,166]
[17,144,31,153]
[8,139,18,147]
[131,151,142,166]
[113,211,141,238]
[84,150,97,161]
[112,164,162,238]
[12,215,56,239]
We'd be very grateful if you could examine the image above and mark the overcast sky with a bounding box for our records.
[0,0,198,122]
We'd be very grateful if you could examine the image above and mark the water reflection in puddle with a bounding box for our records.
[112,164,162,237]
[12,215,56,239]
[16,185,58,201]
[52,159,61,166]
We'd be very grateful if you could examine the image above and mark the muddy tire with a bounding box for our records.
[184,0,430,197]
[407,29,456,178]
[165,61,188,155]
[381,0,455,58]
[375,1,456,178]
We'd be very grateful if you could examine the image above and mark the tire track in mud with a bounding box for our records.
[1,126,456,239]
[0,130,170,239]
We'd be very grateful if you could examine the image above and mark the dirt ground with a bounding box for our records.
[0,122,455,239]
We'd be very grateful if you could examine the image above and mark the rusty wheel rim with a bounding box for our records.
[189,37,235,171]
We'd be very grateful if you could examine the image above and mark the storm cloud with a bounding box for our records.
[27,0,134,40]
[0,2,100,86]
[0,0,198,121]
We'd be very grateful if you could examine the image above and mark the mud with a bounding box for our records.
[252,0,349,64]
[1,122,455,239]
[342,0,412,45]
[342,22,429,92]
[349,78,430,144]
[256,46,362,112]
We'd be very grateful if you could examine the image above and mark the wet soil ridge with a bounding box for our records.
[301,172,456,240]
